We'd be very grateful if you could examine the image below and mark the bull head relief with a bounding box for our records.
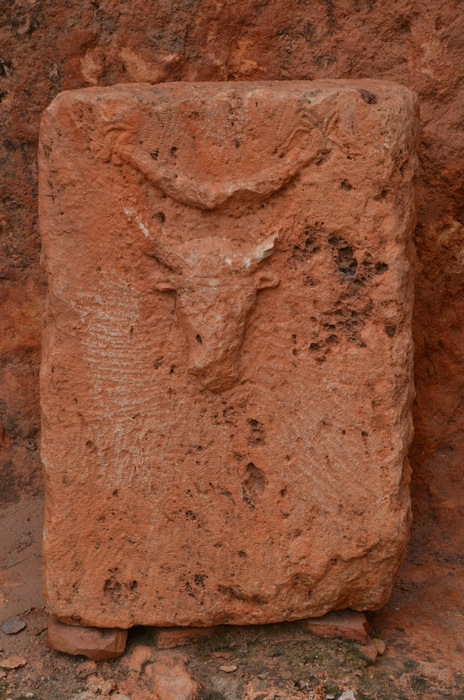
[126,208,279,392]
[110,90,331,392]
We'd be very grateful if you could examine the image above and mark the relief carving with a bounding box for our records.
[105,95,332,392]
[102,94,331,210]
[125,204,279,392]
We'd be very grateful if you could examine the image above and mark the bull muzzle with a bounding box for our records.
[187,350,242,393]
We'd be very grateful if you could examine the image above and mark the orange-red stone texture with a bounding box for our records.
[39,80,417,628]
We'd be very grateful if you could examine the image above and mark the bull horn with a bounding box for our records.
[141,239,184,274]
[247,233,279,272]
[123,206,183,273]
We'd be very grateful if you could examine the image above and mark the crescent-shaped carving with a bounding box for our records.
[103,95,332,210]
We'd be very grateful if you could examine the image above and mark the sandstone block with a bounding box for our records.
[303,610,371,643]
[39,80,418,627]
[46,617,127,660]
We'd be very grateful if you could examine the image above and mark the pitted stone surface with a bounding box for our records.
[39,80,418,628]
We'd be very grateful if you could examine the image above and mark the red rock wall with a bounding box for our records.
[1,0,462,558]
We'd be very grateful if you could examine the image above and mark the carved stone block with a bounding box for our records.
[39,80,418,628]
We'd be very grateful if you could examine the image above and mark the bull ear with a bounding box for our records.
[254,271,280,290]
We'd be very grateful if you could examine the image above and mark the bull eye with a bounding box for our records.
[196,334,202,345]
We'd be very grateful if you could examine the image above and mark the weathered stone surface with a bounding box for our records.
[46,617,127,660]
[155,627,221,649]
[303,610,370,644]
[39,80,417,627]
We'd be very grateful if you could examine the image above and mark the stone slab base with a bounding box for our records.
[302,610,371,643]
[46,617,128,660]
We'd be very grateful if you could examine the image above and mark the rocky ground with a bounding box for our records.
[1,497,463,700]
